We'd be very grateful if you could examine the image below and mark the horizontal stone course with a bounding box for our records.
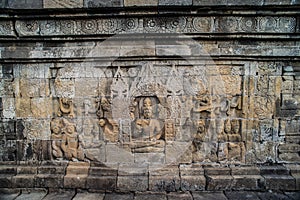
[1,0,300,8]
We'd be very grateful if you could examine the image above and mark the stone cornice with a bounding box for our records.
[0,15,298,38]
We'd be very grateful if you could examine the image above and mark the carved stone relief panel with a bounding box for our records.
[45,60,247,164]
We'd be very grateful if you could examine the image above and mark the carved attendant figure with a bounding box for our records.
[61,119,84,161]
[99,118,118,142]
[50,118,63,160]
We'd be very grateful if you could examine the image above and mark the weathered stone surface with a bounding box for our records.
[206,175,233,191]
[35,174,64,188]
[7,0,43,9]
[84,0,123,7]
[106,144,134,163]
[14,190,47,200]
[86,176,117,191]
[42,191,76,200]
[256,191,290,200]
[104,192,134,200]
[167,192,193,200]
[192,191,227,200]
[73,192,105,200]
[0,175,13,188]
[264,175,296,190]
[44,0,83,8]
[12,175,35,188]
[149,166,180,191]
[225,191,260,200]
[231,175,263,190]
[193,0,227,5]
[285,192,300,200]
[117,176,148,191]
[180,165,205,191]
[0,189,20,200]
[134,192,166,200]
[159,0,192,5]
[124,0,157,6]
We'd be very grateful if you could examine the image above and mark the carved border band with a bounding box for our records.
[0,16,297,37]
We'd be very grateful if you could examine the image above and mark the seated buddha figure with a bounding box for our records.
[131,97,164,153]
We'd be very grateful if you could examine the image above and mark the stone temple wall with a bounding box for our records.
[0,0,300,192]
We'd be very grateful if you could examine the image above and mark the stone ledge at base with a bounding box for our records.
[1,190,300,200]
[0,162,299,192]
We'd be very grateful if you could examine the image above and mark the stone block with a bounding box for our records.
[42,191,76,200]
[206,175,233,190]
[89,167,118,176]
[38,165,66,175]
[85,148,106,163]
[285,192,300,200]
[225,191,260,200]
[86,176,117,190]
[64,175,87,189]
[166,142,192,164]
[35,174,63,188]
[84,0,123,7]
[159,0,192,5]
[117,175,148,191]
[0,165,17,175]
[204,167,231,176]
[66,162,90,175]
[264,0,290,5]
[0,175,13,188]
[134,192,167,200]
[0,188,20,200]
[167,192,193,200]
[134,153,165,164]
[260,165,290,175]
[264,175,296,190]
[44,0,83,8]
[0,0,7,8]
[231,175,263,190]
[193,0,227,5]
[156,45,191,57]
[181,176,206,191]
[106,144,134,164]
[17,166,37,174]
[227,0,263,5]
[18,79,49,98]
[192,191,227,200]
[0,80,15,97]
[118,163,148,176]
[12,175,35,188]
[231,166,260,175]
[15,98,31,118]
[124,0,157,6]
[13,191,47,200]
[0,121,16,140]
[75,78,98,97]
[2,98,15,119]
[7,0,43,9]
[180,164,204,176]
[149,176,180,192]
[30,98,52,118]
[73,192,105,200]
[279,143,300,153]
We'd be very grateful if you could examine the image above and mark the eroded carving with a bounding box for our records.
[61,119,84,161]
[50,118,63,160]
[57,97,75,118]
[51,118,84,161]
